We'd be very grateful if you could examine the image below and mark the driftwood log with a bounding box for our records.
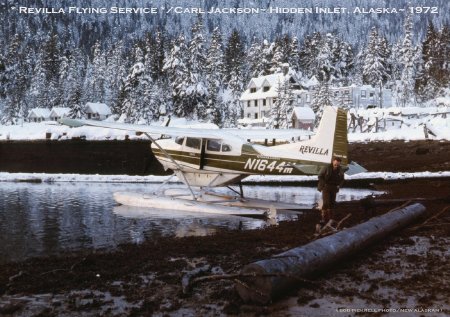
[235,203,426,304]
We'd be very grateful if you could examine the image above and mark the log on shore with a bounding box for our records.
[235,203,426,304]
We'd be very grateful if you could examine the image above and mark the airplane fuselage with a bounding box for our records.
[151,138,327,187]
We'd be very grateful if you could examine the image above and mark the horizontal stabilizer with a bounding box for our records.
[293,164,323,175]
[345,161,367,175]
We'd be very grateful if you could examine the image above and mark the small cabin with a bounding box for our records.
[27,108,51,122]
[290,106,315,130]
[85,102,112,120]
[49,107,71,121]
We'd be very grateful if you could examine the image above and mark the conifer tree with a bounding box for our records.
[246,37,263,79]
[361,27,391,107]
[105,41,127,114]
[397,13,419,107]
[269,77,294,129]
[311,82,333,126]
[205,27,225,125]
[188,17,208,120]
[224,29,245,125]
[163,36,191,117]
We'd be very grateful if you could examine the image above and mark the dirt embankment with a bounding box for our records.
[0,140,166,175]
[1,139,449,175]
[0,140,449,316]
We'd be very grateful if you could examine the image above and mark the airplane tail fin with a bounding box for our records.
[273,106,349,166]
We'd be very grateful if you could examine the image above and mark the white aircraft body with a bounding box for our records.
[60,106,365,218]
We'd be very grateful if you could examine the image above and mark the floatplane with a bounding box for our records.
[60,106,365,219]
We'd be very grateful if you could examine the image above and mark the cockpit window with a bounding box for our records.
[207,139,221,152]
[185,137,201,149]
[175,137,185,145]
[222,144,232,152]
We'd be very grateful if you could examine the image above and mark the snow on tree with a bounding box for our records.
[116,45,158,123]
[224,29,246,126]
[271,35,294,73]
[82,41,107,104]
[268,76,294,129]
[310,82,333,126]
[1,34,31,124]
[416,23,450,102]
[361,27,391,107]
[271,42,285,74]
[205,27,225,125]
[105,41,127,114]
[300,32,353,84]
[65,49,86,118]
[187,17,208,120]
[416,22,441,102]
[246,37,263,79]
[41,33,62,108]
[163,35,191,118]
[145,29,166,81]
[396,12,419,107]
[288,36,301,73]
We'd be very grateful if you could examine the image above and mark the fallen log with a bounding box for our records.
[235,203,426,304]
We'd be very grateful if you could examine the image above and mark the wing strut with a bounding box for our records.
[144,133,197,200]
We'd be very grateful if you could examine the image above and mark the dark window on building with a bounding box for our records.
[250,88,256,93]
[263,86,270,92]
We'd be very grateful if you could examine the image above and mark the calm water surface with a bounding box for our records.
[0,182,379,263]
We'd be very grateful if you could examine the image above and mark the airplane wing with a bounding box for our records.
[59,118,314,142]
[59,118,242,141]
[224,128,314,141]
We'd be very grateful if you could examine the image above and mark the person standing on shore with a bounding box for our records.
[317,157,345,227]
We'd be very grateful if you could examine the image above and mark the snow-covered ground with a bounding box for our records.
[0,171,449,184]
[0,105,448,142]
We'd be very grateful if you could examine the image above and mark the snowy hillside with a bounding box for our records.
[1,0,449,132]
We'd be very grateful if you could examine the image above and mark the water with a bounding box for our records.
[0,182,380,263]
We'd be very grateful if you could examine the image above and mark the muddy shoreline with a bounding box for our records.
[0,140,449,316]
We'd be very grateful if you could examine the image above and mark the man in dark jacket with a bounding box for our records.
[317,157,345,226]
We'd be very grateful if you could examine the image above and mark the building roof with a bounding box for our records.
[240,73,290,101]
[50,107,71,117]
[27,108,51,118]
[291,106,315,120]
[85,102,112,116]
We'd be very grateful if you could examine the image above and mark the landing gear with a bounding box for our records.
[227,181,244,198]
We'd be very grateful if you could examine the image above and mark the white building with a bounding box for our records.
[27,108,51,122]
[49,107,71,121]
[290,106,315,130]
[297,85,392,109]
[85,102,112,120]
[240,72,304,121]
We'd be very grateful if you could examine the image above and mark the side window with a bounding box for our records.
[175,137,185,145]
[207,139,221,152]
[222,144,232,152]
[185,137,201,149]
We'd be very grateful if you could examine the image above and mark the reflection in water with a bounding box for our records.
[0,182,381,263]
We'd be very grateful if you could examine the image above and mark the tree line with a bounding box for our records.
[0,14,449,127]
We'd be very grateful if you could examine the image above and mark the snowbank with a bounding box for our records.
[1,171,448,184]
